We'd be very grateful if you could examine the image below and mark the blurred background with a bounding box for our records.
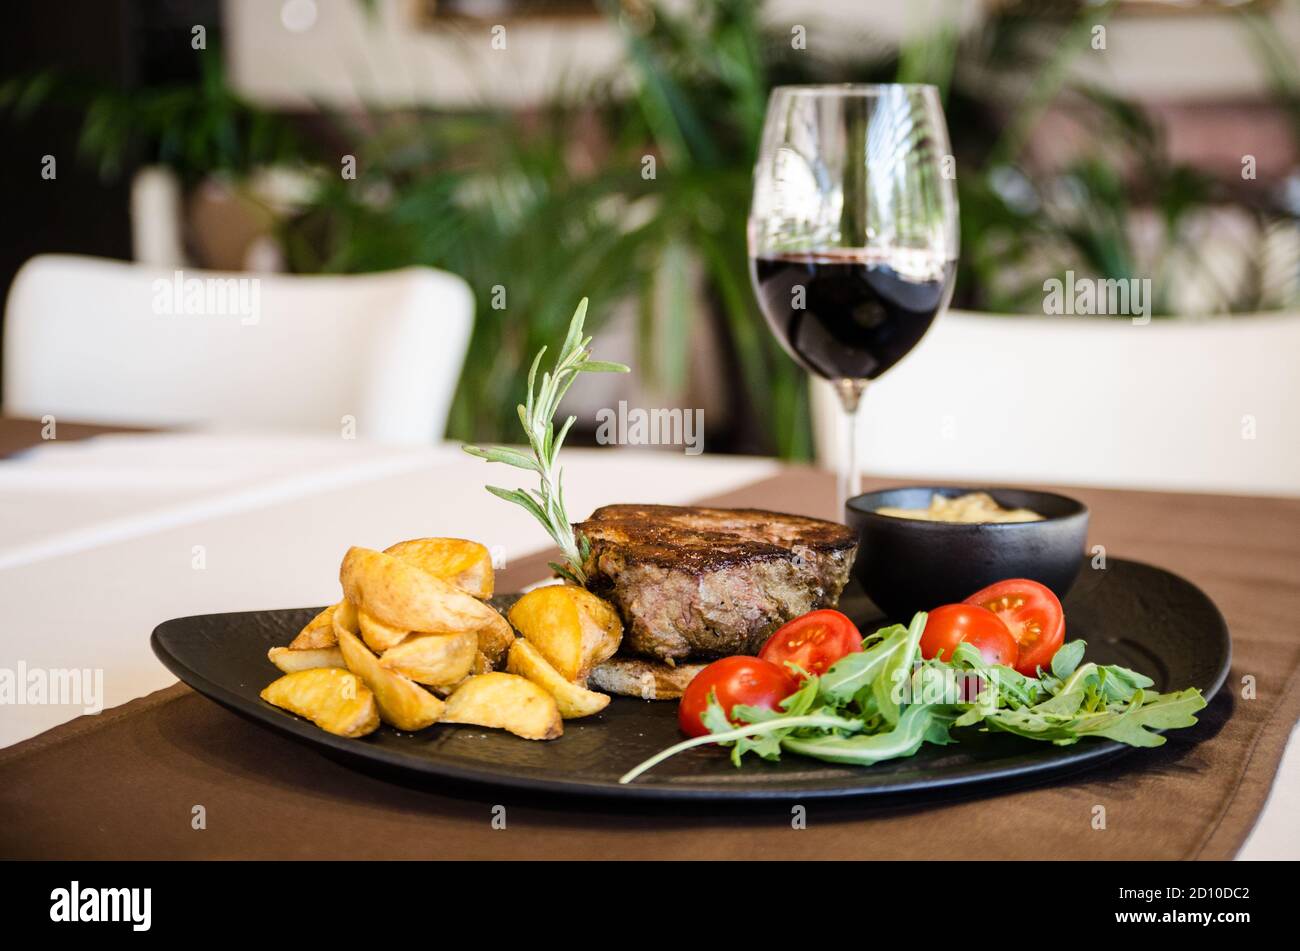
[2,0,1298,490]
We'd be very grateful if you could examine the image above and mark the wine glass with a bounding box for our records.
[748,84,959,513]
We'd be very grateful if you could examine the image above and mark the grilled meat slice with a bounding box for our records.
[577,504,858,663]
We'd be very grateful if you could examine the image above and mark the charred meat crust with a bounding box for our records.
[577,504,858,664]
[577,504,856,570]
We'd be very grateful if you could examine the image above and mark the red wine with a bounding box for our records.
[751,251,955,380]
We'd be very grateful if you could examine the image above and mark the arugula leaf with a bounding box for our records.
[698,693,733,735]
[778,674,821,717]
[818,623,909,705]
[1030,660,1158,717]
[723,677,823,764]
[1068,688,1207,747]
[1096,664,1155,703]
[781,703,957,766]
[873,611,927,726]
[984,687,1207,748]
[981,708,1080,744]
[1051,640,1086,679]
[1032,662,1100,717]
[948,641,1043,709]
[700,696,780,763]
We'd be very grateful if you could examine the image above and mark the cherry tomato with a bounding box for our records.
[759,609,863,678]
[678,656,797,738]
[964,578,1065,677]
[920,604,1019,667]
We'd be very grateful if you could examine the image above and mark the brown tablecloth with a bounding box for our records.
[2,466,1298,860]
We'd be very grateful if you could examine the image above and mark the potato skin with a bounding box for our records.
[384,537,495,599]
[288,603,339,650]
[260,668,379,738]
[380,630,477,686]
[357,609,410,653]
[333,598,360,635]
[335,618,445,731]
[475,607,515,668]
[506,638,610,719]
[443,673,563,740]
[506,585,622,684]
[341,547,493,634]
[267,645,345,673]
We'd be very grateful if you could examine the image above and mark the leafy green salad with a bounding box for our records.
[621,612,1207,783]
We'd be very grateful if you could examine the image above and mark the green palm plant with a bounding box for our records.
[0,48,301,182]
[282,0,827,458]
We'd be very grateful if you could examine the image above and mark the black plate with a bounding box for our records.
[151,558,1230,801]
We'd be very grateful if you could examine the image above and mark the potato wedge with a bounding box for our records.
[340,547,494,633]
[288,603,338,650]
[428,679,463,699]
[260,668,379,738]
[506,585,622,684]
[332,598,360,636]
[336,625,444,730]
[427,650,492,698]
[380,630,477,686]
[476,606,515,668]
[384,537,495,599]
[506,638,610,719]
[357,609,410,653]
[442,673,562,740]
[267,645,345,673]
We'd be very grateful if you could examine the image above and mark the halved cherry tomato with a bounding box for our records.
[964,578,1065,677]
[920,604,1019,668]
[759,609,863,678]
[678,656,797,738]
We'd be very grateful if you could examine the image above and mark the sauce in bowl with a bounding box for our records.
[875,491,1043,524]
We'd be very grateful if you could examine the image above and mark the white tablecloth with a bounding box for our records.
[0,431,1292,859]
[0,432,777,744]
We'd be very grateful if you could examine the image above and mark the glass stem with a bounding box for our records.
[835,378,867,517]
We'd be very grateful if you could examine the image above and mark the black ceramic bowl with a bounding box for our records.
[845,486,1089,618]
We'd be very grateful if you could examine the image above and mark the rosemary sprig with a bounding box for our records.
[463,298,629,585]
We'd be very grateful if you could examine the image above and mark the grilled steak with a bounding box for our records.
[577,504,857,663]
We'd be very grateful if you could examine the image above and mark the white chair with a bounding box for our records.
[3,254,474,445]
[813,309,1300,496]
